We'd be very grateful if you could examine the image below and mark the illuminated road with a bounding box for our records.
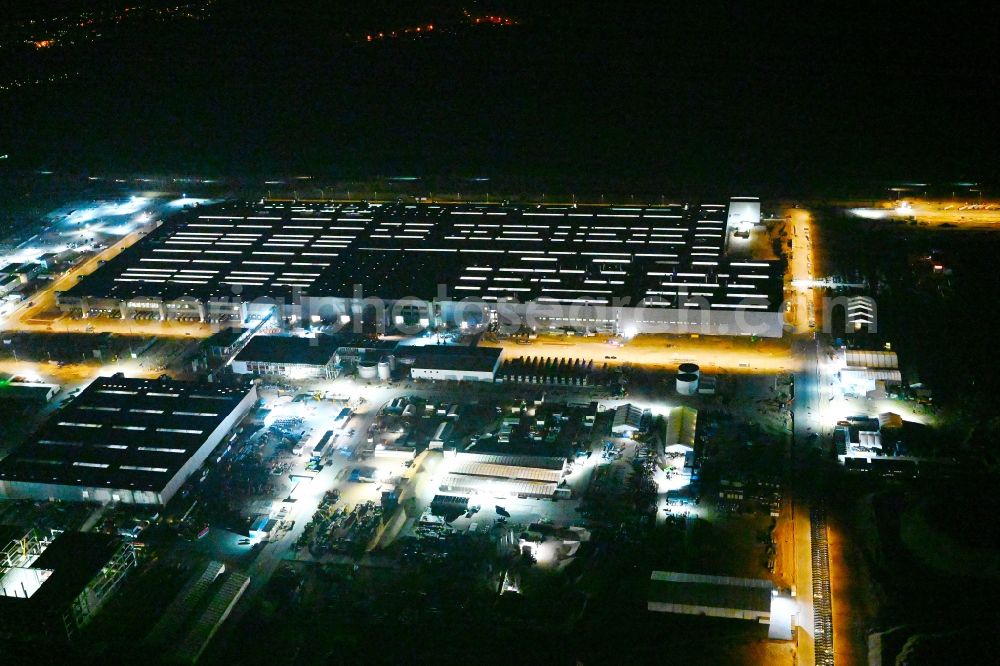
[786,317,846,666]
[783,205,830,666]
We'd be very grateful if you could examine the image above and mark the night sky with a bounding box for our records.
[1,1,998,193]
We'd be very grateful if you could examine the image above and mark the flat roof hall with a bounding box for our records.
[57,198,783,337]
[0,375,257,505]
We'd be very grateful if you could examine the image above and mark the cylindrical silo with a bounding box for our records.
[676,373,699,395]
[377,361,391,381]
[678,362,700,378]
[358,361,378,379]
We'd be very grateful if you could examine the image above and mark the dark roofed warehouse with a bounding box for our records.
[647,571,773,622]
[0,527,136,641]
[234,335,341,366]
[399,345,503,382]
[55,199,786,338]
[0,375,256,505]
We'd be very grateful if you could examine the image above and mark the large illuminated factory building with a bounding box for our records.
[56,196,784,337]
[0,376,256,505]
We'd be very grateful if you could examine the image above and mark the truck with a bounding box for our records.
[312,430,335,458]
[349,467,376,483]
[334,407,352,427]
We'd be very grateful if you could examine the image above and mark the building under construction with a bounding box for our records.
[0,526,136,641]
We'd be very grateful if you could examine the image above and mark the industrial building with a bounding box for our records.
[610,403,648,436]
[663,406,698,452]
[837,349,902,397]
[647,570,774,623]
[836,421,882,461]
[0,527,136,641]
[229,333,401,379]
[401,345,503,382]
[834,413,933,475]
[333,336,398,368]
[231,334,339,379]
[846,296,877,332]
[0,381,60,403]
[842,349,899,370]
[438,452,568,499]
[11,262,42,284]
[56,198,786,337]
[0,375,257,505]
[725,197,762,233]
[0,274,21,297]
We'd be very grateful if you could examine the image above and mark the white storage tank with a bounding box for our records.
[358,361,378,380]
[676,373,699,395]
[678,362,700,378]
[377,361,391,381]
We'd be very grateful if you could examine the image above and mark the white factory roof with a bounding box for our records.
[439,474,558,498]
[858,431,882,450]
[450,462,563,484]
[844,350,899,369]
[840,368,903,383]
[64,200,783,312]
[611,403,645,432]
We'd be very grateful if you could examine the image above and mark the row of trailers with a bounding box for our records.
[292,408,352,459]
